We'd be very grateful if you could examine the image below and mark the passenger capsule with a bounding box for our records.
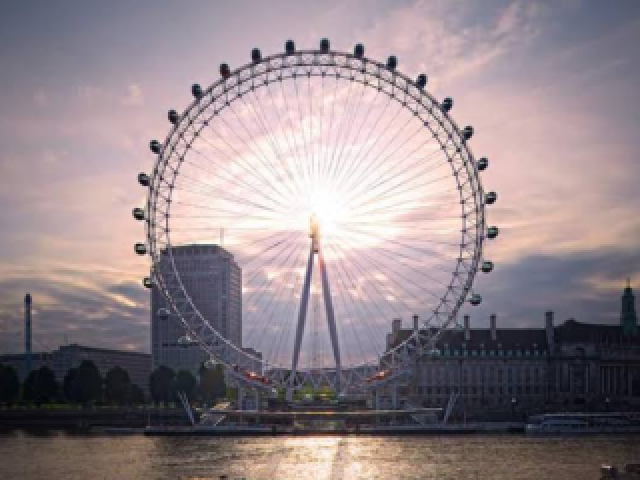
[487,226,499,239]
[320,38,330,53]
[485,191,498,205]
[251,48,262,63]
[416,74,427,89]
[134,243,147,255]
[481,261,494,273]
[220,63,231,79]
[157,307,170,317]
[285,39,295,55]
[177,335,193,345]
[168,109,179,125]
[477,157,489,171]
[142,277,153,289]
[191,84,203,99]
[462,126,474,140]
[132,207,145,221]
[204,358,218,369]
[469,294,482,306]
[150,140,161,154]
[354,43,364,58]
[441,97,453,113]
[386,55,398,71]
[138,173,150,187]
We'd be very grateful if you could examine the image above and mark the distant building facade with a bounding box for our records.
[383,283,640,416]
[0,344,151,390]
[151,244,242,376]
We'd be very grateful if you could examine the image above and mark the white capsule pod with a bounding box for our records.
[477,157,488,171]
[168,109,179,124]
[132,207,145,221]
[462,126,474,140]
[354,43,364,58]
[157,307,171,317]
[485,191,497,205]
[177,335,193,345]
[387,55,398,71]
[441,97,453,113]
[142,277,153,289]
[150,140,161,154]
[416,74,427,89]
[285,39,295,55]
[469,293,482,306]
[251,48,261,63]
[204,358,218,369]
[487,226,499,239]
[134,243,147,255]
[191,84,203,99]
[219,63,231,79]
[481,261,494,273]
[138,173,150,187]
[320,38,330,53]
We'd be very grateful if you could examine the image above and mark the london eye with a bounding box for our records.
[134,39,499,398]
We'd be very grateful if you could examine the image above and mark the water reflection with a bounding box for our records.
[1,431,639,479]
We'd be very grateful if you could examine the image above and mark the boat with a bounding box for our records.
[526,412,640,434]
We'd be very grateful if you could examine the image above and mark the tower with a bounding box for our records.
[621,279,638,335]
[25,293,32,376]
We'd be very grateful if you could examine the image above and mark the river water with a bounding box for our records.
[0,432,639,479]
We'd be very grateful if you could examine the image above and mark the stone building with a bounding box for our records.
[383,282,640,417]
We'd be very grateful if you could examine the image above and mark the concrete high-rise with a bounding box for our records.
[151,244,242,376]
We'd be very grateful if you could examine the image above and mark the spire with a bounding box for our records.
[621,280,637,335]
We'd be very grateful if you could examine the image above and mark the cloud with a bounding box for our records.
[122,84,144,107]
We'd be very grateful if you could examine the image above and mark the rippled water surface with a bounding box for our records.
[1,432,639,479]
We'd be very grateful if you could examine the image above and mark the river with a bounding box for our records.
[0,431,639,479]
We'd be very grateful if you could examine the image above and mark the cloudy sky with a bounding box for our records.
[1,0,639,356]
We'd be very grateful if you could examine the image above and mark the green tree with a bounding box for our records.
[105,366,132,405]
[173,370,197,399]
[149,366,175,405]
[23,366,58,405]
[130,384,146,405]
[0,364,20,406]
[72,360,102,406]
[199,364,227,404]
[63,367,78,403]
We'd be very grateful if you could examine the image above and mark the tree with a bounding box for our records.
[199,364,227,404]
[63,367,78,403]
[105,366,132,405]
[0,364,20,406]
[72,360,102,406]
[130,384,146,405]
[149,366,175,405]
[23,366,58,405]
[173,370,197,399]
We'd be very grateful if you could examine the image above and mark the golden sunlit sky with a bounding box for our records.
[1,0,639,355]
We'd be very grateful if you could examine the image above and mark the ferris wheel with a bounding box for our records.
[134,39,499,396]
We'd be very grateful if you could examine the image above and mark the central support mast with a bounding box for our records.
[287,215,342,401]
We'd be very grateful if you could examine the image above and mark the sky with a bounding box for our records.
[0,0,639,357]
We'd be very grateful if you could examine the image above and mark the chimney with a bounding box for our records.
[545,311,554,348]
[25,293,32,376]
[413,314,419,332]
[392,318,402,333]
[490,314,497,341]
[463,315,470,341]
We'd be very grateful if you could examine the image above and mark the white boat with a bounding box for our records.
[526,412,640,434]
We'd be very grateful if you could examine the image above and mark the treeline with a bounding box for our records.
[0,362,226,407]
